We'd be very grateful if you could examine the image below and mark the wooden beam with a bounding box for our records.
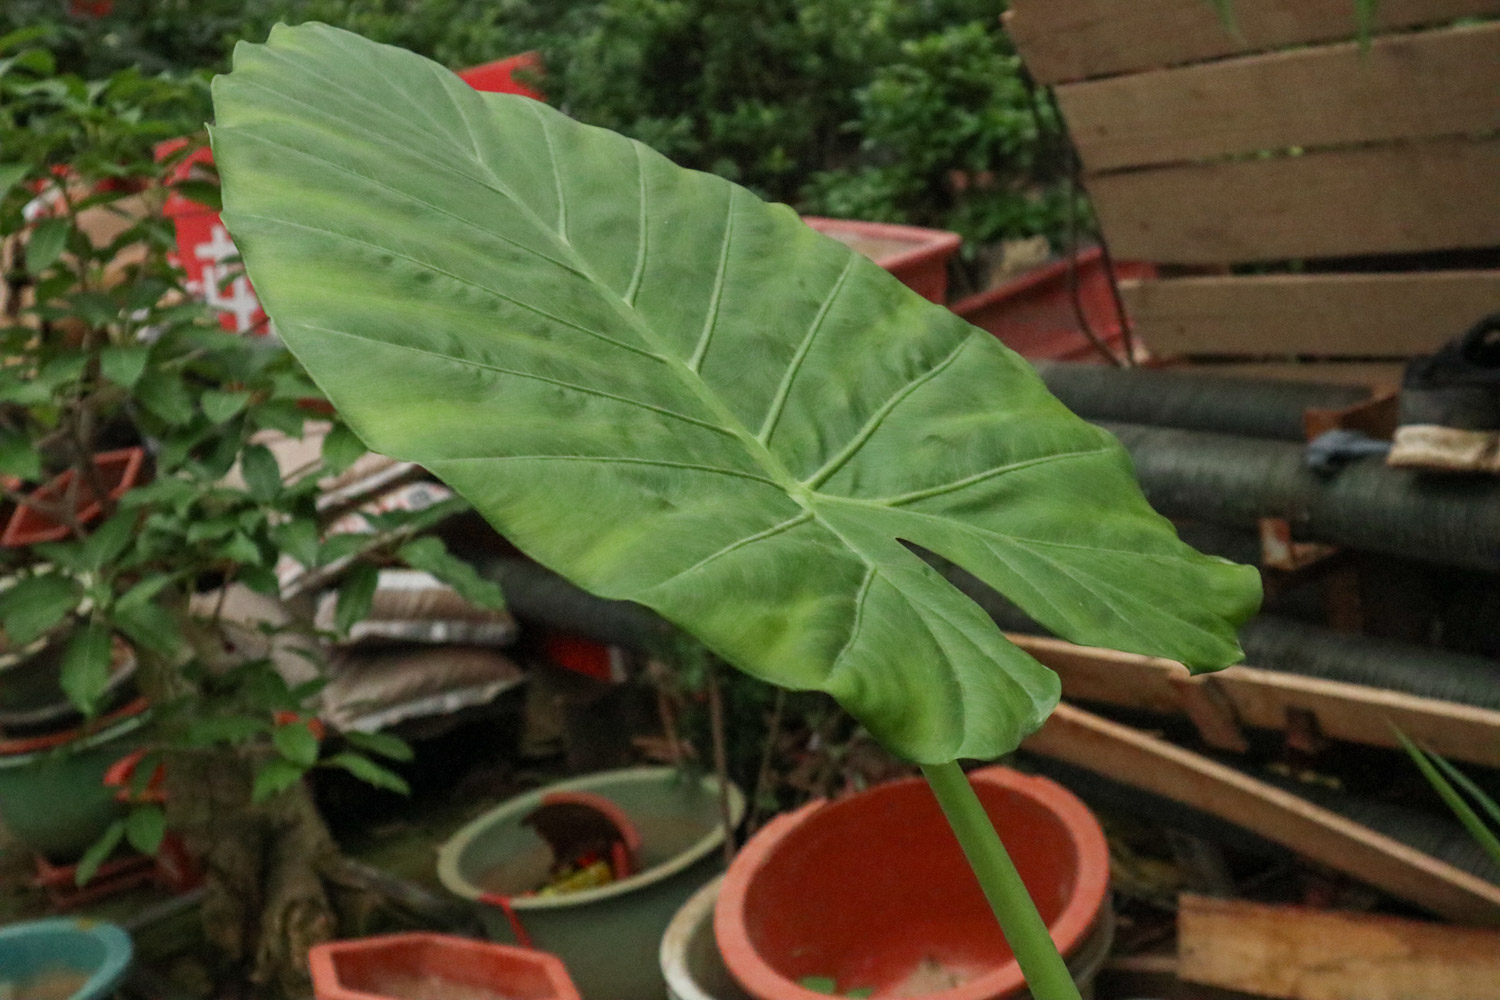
[1009,634,1500,770]
[1088,137,1500,265]
[1122,271,1500,358]
[1057,22,1500,173]
[1178,894,1500,999]
[1022,703,1500,925]
[1004,0,1500,85]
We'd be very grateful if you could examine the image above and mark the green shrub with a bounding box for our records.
[7,0,1072,250]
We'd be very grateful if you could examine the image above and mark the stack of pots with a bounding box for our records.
[664,767,1112,1000]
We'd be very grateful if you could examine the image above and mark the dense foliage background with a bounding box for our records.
[5,0,1075,259]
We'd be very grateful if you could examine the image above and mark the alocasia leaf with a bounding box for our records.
[211,25,1260,763]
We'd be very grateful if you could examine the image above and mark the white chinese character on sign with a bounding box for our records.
[195,224,261,333]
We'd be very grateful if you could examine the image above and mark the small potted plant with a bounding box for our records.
[210,26,1260,1000]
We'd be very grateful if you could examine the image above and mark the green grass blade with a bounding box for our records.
[1395,730,1500,869]
[1429,750,1500,833]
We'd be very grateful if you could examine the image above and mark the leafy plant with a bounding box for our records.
[801,20,1071,251]
[1,32,498,992]
[211,24,1259,1000]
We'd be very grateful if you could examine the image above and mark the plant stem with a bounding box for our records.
[921,760,1082,1000]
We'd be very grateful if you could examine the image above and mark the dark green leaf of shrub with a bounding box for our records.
[60,621,113,715]
[327,751,410,795]
[398,536,503,609]
[25,217,69,274]
[0,573,80,646]
[334,562,379,634]
[125,805,166,855]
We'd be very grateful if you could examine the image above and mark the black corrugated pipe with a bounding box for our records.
[1035,362,1372,440]
[1098,422,1500,574]
[940,559,1500,710]
[1238,617,1500,710]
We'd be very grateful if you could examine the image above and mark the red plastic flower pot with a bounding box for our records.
[803,218,963,303]
[1,447,145,547]
[951,248,1156,363]
[714,766,1109,1000]
[308,933,580,1000]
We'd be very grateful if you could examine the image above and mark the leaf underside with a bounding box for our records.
[211,25,1260,763]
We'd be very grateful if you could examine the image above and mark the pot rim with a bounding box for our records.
[713,765,1110,1000]
[0,916,134,1000]
[0,697,150,760]
[438,766,744,911]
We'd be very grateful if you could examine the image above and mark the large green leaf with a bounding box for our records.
[211,25,1260,763]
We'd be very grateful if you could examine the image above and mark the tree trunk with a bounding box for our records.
[135,604,345,997]
[165,744,342,996]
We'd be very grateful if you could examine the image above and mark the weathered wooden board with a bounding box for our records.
[1120,271,1500,357]
[1088,138,1500,264]
[1022,703,1500,925]
[1178,894,1500,1000]
[1010,635,1500,770]
[1057,22,1500,172]
[1005,0,1500,84]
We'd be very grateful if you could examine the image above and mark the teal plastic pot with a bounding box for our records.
[438,767,744,1000]
[0,917,134,1000]
[0,701,150,861]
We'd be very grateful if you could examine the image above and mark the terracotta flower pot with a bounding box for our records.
[309,933,580,1000]
[1,447,145,547]
[950,249,1156,363]
[803,218,962,303]
[714,767,1109,1000]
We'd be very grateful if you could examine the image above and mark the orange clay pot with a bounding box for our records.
[714,766,1109,1000]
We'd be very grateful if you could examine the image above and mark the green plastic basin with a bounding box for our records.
[0,707,149,861]
[438,767,743,1000]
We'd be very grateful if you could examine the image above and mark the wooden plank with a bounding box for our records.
[1008,634,1500,770]
[1178,895,1500,999]
[1121,271,1500,357]
[1089,137,1500,265]
[1021,703,1500,925]
[1057,22,1500,172]
[1004,0,1500,84]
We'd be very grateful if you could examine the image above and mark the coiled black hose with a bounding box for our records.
[1035,362,1372,440]
[1099,422,1500,573]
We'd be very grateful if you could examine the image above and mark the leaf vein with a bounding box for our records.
[625,143,648,305]
[804,335,973,489]
[221,129,587,280]
[640,510,814,594]
[688,188,736,373]
[232,211,666,363]
[758,254,855,445]
[433,454,777,486]
[293,322,735,436]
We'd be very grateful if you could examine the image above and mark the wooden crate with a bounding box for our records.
[1005,0,1500,368]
